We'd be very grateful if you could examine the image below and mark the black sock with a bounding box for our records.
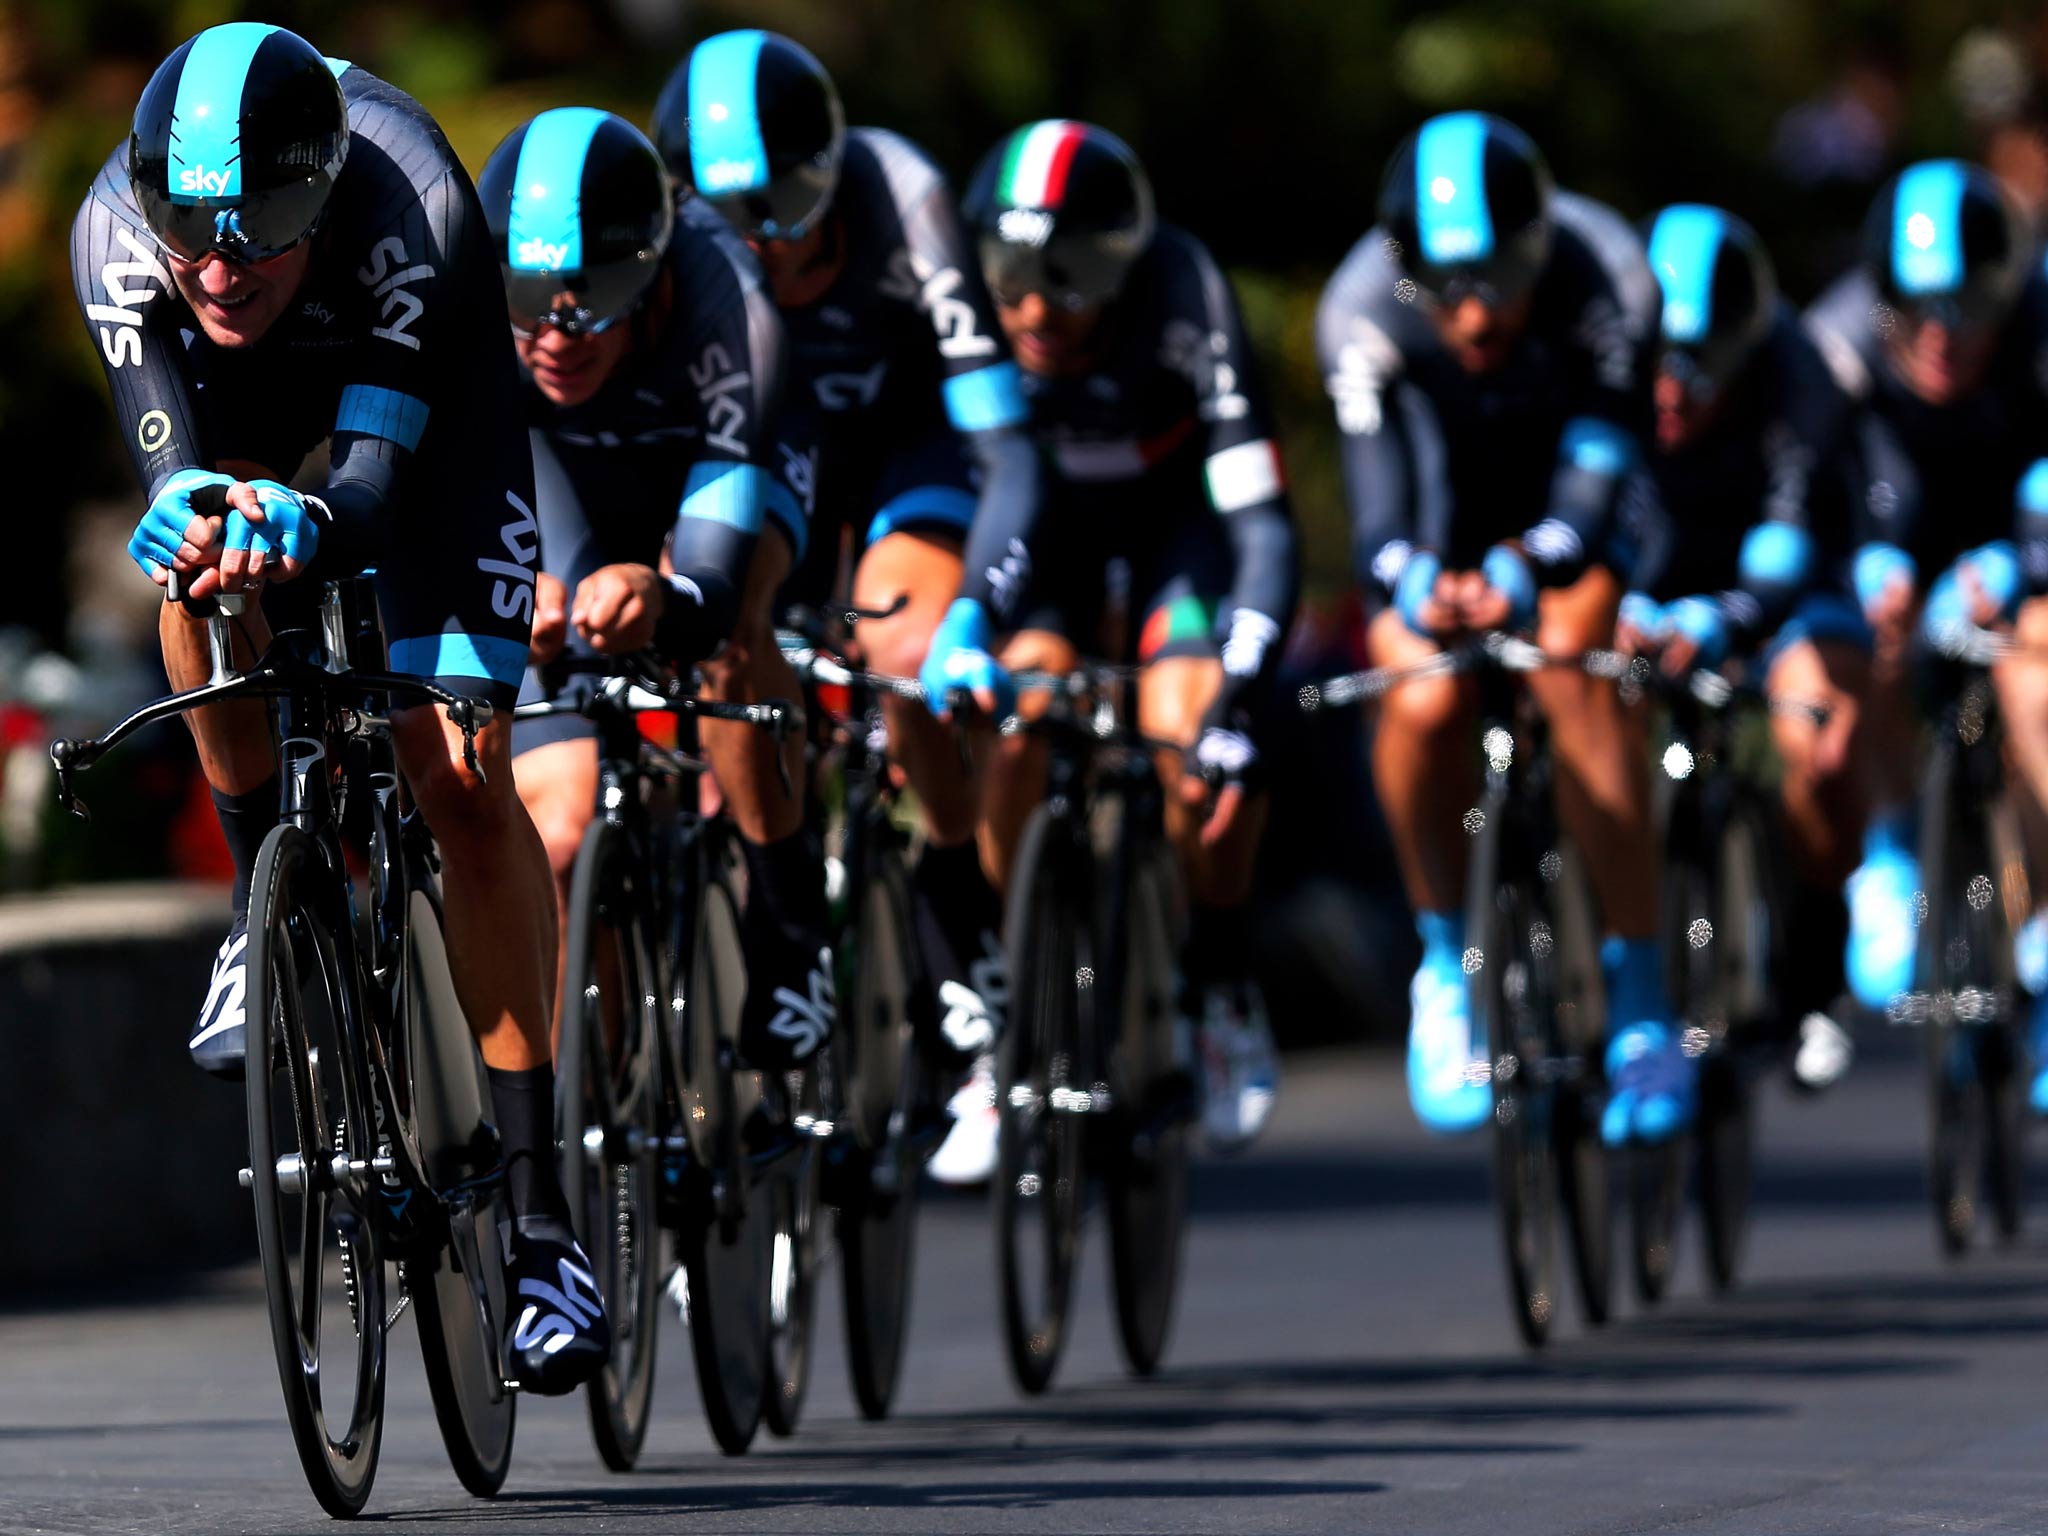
[1183,902,1251,993]
[741,829,827,937]
[487,1063,572,1234]
[213,777,279,922]
[913,839,1001,986]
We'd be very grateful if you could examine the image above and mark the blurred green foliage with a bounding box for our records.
[9,0,2034,621]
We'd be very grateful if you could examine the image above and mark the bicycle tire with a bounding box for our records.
[556,819,662,1471]
[245,823,387,1518]
[1547,841,1614,1328]
[1982,793,2028,1245]
[839,842,922,1421]
[995,803,1088,1394]
[674,835,770,1454]
[1918,742,1984,1256]
[1697,796,1769,1293]
[761,1080,822,1436]
[1105,831,1188,1377]
[1468,794,1560,1347]
[404,883,516,1499]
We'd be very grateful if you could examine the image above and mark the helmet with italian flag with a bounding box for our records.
[965,120,1155,310]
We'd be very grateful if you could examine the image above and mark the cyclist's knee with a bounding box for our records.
[396,712,525,858]
[851,531,963,678]
[1138,657,1218,752]
[1379,671,1469,749]
[514,750,596,884]
[1535,564,1622,653]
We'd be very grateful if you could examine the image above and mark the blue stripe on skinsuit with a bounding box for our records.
[388,633,528,686]
[867,485,976,543]
[1892,161,1968,297]
[335,385,429,451]
[1414,113,1494,265]
[688,31,770,195]
[1558,417,1637,476]
[677,460,768,534]
[943,362,1028,433]
[1648,205,1727,346]
[507,107,609,272]
[168,23,278,203]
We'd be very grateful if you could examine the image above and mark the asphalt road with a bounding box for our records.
[7,1042,2048,1536]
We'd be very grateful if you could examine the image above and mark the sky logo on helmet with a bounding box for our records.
[176,164,237,198]
[515,237,571,270]
[699,157,763,192]
[997,208,1054,247]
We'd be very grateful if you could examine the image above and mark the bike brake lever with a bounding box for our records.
[449,700,487,785]
[48,740,90,821]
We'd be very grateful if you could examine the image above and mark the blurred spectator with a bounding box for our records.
[1950,26,2048,237]
[1771,27,1907,295]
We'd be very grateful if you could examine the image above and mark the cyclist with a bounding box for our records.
[1808,159,2048,1100]
[952,119,1298,1154]
[654,31,1043,1181]
[1624,204,1867,1090]
[476,108,832,1075]
[72,24,606,1390]
[1316,112,1683,1146]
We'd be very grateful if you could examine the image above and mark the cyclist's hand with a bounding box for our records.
[1615,592,1664,657]
[1182,721,1258,847]
[1457,573,1515,634]
[529,573,569,665]
[1465,544,1537,634]
[572,563,665,654]
[920,598,1015,720]
[129,468,233,586]
[1854,543,1917,665]
[1394,552,1459,637]
[1659,595,1728,677]
[218,480,323,592]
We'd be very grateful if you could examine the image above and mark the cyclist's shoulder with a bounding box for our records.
[670,194,768,297]
[1802,268,1880,399]
[1318,225,1421,342]
[324,64,466,235]
[657,198,778,361]
[1544,189,1658,332]
[844,126,949,219]
[77,141,148,231]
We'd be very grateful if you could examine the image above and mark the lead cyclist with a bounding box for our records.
[70,23,607,1392]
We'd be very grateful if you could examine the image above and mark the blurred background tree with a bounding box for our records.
[13,0,2048,648]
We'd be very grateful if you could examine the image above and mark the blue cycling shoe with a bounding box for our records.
[1405,942,1490,1135]
[1601,1021,1699,1147]
[1844,831,1919,1010]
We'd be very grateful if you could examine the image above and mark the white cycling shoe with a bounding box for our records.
[1195,981,1279,1154]
[928,1051,1000,1187]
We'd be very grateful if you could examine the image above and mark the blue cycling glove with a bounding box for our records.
[1481,544,1539,631]
[1852,541,1916,620]
[1394,551,1444,637]
[1619,590,1665,641]
[1663,595,1730,668]
[129,468,236,577]
[1924,541,2021,635]
[223,480,327,569]
[920,598,1015,719]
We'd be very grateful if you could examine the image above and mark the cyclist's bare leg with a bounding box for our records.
[979,628,1080,896]
[393,707,557,1071]
[1767,637,1868,888]
[1365,608,1479,915]
[161,595,276,790]
[849,531,976,844]
[512,736,600,1045]
[1527,565,1658,937]
[699,530,803,844]
[1861,612,1922,812]
[1137,656,1269,906]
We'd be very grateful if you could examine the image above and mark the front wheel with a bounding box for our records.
[674,840,769,1454]
[556,820,662,1470]
[994,804,1088,1394]
[245,825,388,1518]
[1105,832,1188,1377]
[837,842,922,1421]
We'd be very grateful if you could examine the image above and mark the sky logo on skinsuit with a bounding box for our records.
[88,226,169,369]
[358,236,430,351]
[689,341,751,456]
[481,489,539,623]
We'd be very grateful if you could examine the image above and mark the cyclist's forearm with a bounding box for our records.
[956,427,1045,623]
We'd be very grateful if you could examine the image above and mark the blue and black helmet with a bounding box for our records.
[1378,112,1552,306]
[478,109,674,337]
[129,23,348,265]
[1863,160,2027,331]
[652,30,844,243]
[1646,205,1777,398]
